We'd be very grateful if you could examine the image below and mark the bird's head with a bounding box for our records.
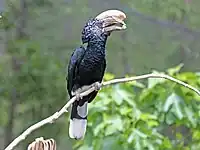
[82,10,127,43]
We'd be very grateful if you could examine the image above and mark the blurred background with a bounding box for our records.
[1,0,200,149]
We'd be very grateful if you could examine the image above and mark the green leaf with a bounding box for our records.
[173,98,184,119]
[127,131,134,143]
[104,115,123,136]
[164,93,176,112]
[147,120,159,127]
[143,140,155,150]
[119,107,132,116]
[176,132,182,140]
[93,138,103,150]
[124,75,145,88]
[93,123,106,136]
[162,137,172,149]
[193,130,200,140]
[165,112,176,125]
[104,73,115,81]
[112,86,124,105]
[140,113,157,121]
[102,136,120,150]
[148,71,166,88]
[135,136,142,150]
[164,92,184,119]
[134,129,148,138]
[77,145,93,150]
[184,107,196,127]
[167,63,184,75]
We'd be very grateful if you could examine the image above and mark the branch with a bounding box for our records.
[103,73,200,95]
[4,73,200,150]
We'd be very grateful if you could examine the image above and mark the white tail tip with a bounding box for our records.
[69,119,87,140]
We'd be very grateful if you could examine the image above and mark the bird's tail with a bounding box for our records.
[69,100,88,140]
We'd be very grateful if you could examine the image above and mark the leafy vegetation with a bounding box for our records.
[75,69,200,150]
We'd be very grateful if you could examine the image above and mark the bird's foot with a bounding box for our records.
[75,90,82,101]
[93,82,102,91]
[72,88,83,101]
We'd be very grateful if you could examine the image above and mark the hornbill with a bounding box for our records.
[67,10,127,140]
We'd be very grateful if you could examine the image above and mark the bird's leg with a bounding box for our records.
[72,83,101,101]
[93,82,102,91]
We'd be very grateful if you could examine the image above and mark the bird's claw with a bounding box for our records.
[94,82,101,91]
[72,88,83,101]
[75,91,82,101]
[72,82,101,100]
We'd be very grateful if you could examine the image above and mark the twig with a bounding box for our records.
[103,73,200,95]
[4,73,200,150]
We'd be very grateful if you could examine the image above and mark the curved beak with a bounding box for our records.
[95,10,127,32]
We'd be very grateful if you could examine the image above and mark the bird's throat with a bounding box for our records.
[87,40,107,56]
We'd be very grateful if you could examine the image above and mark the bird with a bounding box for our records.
[66,9,127,140]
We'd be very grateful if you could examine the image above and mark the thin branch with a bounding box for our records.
[103,73,200,95]
[4,73,200,150]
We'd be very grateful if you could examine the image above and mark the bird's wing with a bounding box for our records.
[101,58,106,80]
[67,46,86,97]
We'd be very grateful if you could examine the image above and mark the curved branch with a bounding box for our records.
[4,73,200,150]
[103,73,200,95]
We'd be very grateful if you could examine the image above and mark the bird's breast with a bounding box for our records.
[80,55,104,72]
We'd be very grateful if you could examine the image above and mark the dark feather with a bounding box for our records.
[67,18,108,139]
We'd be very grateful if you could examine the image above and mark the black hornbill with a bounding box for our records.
[67,10,127,139]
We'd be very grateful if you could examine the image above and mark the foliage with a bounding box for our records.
[75,66,200,150]
[0,39,70,148]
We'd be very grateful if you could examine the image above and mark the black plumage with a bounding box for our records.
[66,10,126,140]
[67,19,108,139]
